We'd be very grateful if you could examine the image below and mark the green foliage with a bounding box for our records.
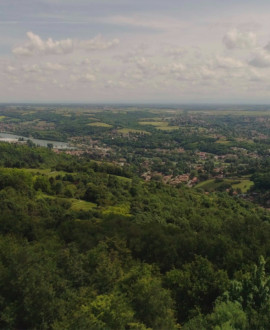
[120,264,178,329]
[0,168,33,193]
[252,172,270,190]
[0,142,269,328]
[165,256,229,322]
[224,256,270,328]
[54,291,135,330]
[208,300,248,330]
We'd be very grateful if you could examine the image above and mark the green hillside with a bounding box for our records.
[0,143,270,329]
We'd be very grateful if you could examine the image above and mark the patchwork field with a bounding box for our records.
[117,128,150,134]
[156,126,179,131]
[138,121,179,131]
[232,179,254,193]
[196,178,254,193]
[138,121,168,126]
[102,203,131,217]
[70,199,96,211]
[88,122,112,127]
[24,168,68,177]
[215,139,231,144]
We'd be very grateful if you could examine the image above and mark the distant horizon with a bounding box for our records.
[1,102,270,108]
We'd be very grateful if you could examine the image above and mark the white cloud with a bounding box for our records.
[23,74,47,83]
[45,62,66,71]
[105,79,127,88]
[223,29,256,49]
[215,56,245,69]
[6,65,16,73]
[70,73,96,82]
[249,50,270,67]
[13,32,73,56]
[264,41,270,52]
[199,66,216,80]
[133,57,153,73]
[79,35,119,50]
[165,46,187,58]
[168,63,185,74]
[12,32,119,56]
[22,64,41,73]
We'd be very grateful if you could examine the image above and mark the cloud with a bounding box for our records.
[133,57,152,72]
[105,79,127,88]
[97,15,188,32]
[215,56,245,69]
[79,35,119,50]
[199,66,216,80]
[249,50,270,67]
[13,32,73,56]
[264,41,270,52]
[45,62,66,71]
[165,46,187,58]
[223,29,256,49]
[12,32,119,56]
[168,63,185,74]
[6,66,16,73]
[70,73,96,82]
[22,64,41,73]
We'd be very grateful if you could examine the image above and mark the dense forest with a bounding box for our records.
[0,142,270,329]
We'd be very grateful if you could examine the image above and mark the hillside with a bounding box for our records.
[0,143,270,329]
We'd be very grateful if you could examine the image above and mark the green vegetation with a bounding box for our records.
[232,179,254,193]
[0,142,269,329]
[24,168,68,177]
[215,139,230,144]
[117,128,150,134]
[70,198,96,211]
[138,121,169,126]
[0,104,270,329]
[196,178,254,193]
[138,120,179,130]
[88,122,112,127]
[156,125,179,131]
[102,203,131,216]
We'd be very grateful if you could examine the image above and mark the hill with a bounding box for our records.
[0,143,270,328]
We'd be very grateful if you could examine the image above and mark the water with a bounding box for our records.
[0,132,73,149]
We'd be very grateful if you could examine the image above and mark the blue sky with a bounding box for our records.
[1,0,270,103]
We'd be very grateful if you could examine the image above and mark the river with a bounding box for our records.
[0,132,73,149]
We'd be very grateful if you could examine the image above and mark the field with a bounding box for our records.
[87,122,112,128]
[24,168,68,177]
[138,121,179,131]
[156,126,179,131]
[138,121,169,126]
[102,203,131,217]
[232,179,254,193]
[196,178,254,193]
[69,199,96,211]
[117,128,150,134]
[25,168,132,213]
[215,139,231,144]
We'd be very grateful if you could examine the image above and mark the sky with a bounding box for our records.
[1,0,270,103]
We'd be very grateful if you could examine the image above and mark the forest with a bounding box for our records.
[0,140,270,329]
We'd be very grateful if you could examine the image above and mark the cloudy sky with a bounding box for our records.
[1,0,270,103]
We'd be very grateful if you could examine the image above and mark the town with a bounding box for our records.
[0,104,269,207]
